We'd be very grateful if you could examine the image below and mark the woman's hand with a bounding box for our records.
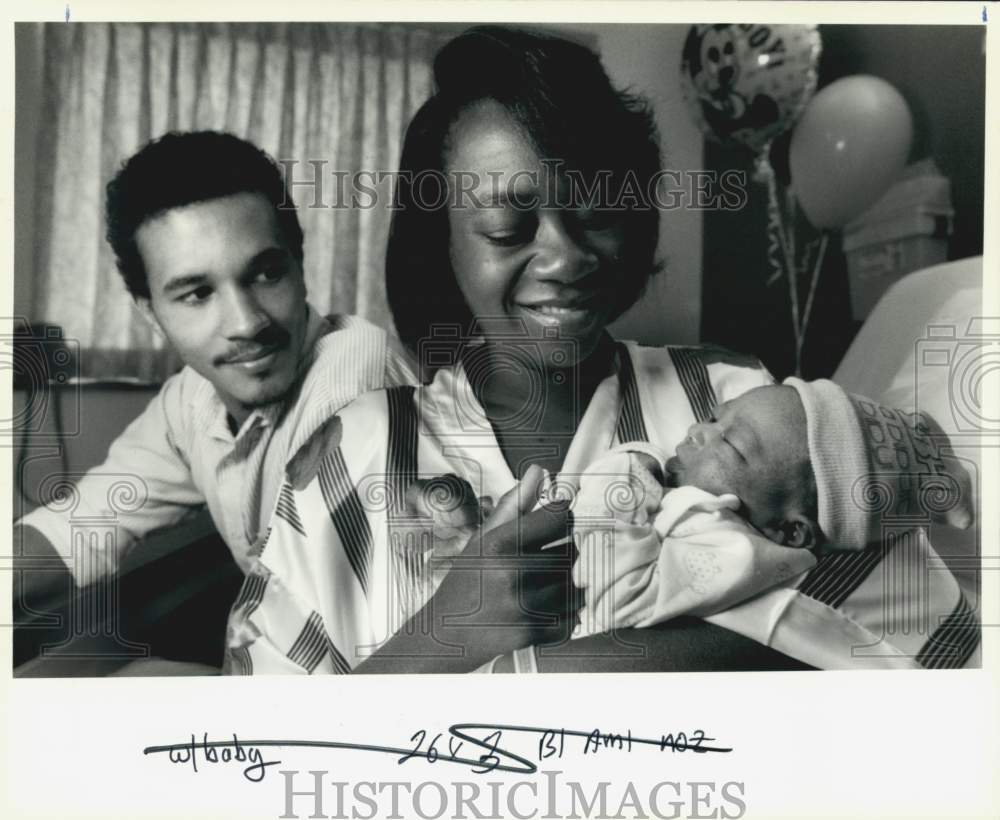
[354,465,576,673]
[435,465,578,657]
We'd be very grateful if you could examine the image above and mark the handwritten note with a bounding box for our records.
[144,723,731,783]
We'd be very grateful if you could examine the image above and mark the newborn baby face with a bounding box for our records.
[666,385,812,532]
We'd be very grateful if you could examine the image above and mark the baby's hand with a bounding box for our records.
[404,475,492,557]
[630,451,666,487]
[622,449,667,521]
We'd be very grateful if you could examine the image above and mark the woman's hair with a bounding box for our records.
[106,130,304,299]
[386,25,662,354]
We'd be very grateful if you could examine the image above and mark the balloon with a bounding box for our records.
[789,75,913,229]
[680,24,821,154]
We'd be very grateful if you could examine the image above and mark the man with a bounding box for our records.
[14,132,415,667]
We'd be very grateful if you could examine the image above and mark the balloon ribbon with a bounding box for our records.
[756,153,799,345]
[796,233,829,373]
[755,151,828,376]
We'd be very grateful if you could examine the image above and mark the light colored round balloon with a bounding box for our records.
[789,75,914,229]
[680,23,822,154]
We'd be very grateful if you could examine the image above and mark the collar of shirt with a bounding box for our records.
[195,305,332,445]
[420,345,627,495]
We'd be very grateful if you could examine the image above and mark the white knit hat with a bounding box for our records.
[784,378,974,551]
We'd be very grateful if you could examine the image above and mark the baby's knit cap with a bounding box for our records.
[783,378,974,551]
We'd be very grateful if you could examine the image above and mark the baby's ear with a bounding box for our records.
[765,515,819,549]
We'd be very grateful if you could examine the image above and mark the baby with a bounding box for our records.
[408,378,975,670]
[570,377,975,667]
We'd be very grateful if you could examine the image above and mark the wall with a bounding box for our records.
[565,24,704,346]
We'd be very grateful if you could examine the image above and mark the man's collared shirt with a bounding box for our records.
[20,310,417,587]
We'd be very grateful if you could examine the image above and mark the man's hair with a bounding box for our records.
[386,25,663,354]
[105,131,304,299]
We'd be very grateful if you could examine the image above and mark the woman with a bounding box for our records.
[224,26,809,674]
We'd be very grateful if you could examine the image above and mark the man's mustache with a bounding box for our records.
[214,325,291,365]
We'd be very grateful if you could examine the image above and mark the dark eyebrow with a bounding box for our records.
[161,247,290,295]
[479,186,540,210]
[162,273,209,296]
[246,247,291,269]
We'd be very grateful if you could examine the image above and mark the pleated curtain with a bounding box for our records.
[29,22,448,381]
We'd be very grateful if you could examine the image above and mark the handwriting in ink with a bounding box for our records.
[162,733,281,782]
[144,723,731,782]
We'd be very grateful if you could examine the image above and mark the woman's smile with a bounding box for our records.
[513,296,605,336]
[445,100,626,365]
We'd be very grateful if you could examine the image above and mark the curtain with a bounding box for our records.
[29,23,449,382]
